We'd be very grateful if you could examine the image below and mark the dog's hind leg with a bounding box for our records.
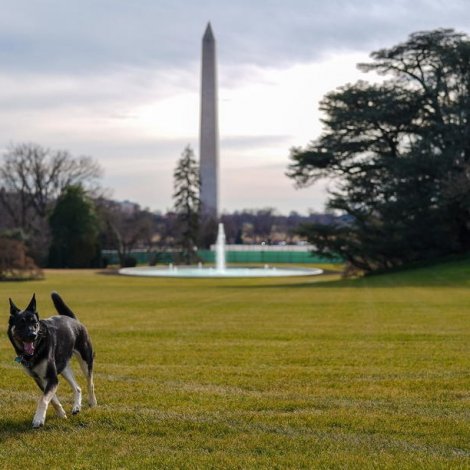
[61,365,82,415]
[50,394,67,419]
[74,349,97,408]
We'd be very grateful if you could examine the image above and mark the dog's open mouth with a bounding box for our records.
[23,342,35,356]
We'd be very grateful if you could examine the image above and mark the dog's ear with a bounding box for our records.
[26,293,36,312]
[9,298,20,316]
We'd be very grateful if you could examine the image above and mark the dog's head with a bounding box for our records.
[8,294,40,356]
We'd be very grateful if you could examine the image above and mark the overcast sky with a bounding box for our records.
[1,0,469,214]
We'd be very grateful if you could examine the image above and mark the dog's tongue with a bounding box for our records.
[23,342,35,356]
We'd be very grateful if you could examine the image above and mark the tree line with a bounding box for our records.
[0,143,103,278]
[0,142,328,277]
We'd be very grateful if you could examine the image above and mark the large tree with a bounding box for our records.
[288,29,470,272]
[173,145,201,264]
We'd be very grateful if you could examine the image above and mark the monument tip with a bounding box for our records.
[203,22,215,41]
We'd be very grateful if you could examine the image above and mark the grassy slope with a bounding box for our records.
[0,261,468,469]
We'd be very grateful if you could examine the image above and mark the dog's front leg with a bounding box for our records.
[32,368,59,428]
[32,376,67,419]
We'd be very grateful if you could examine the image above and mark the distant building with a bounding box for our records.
[117,200,140,214]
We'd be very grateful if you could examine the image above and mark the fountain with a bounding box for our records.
[215,222,226,271]
[119,223,323,278]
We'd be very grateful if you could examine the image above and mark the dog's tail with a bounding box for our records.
[51,292,77,319]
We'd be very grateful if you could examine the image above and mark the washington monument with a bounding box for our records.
[199,22,219,219]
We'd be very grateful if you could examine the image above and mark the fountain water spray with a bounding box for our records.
[215,223,226,271]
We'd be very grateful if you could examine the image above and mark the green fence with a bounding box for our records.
[103,249,341,265]
[198,249,341,264]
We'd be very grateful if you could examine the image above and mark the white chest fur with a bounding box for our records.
[24,359,48,380]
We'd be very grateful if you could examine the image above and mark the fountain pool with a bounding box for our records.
[119,223,323,279]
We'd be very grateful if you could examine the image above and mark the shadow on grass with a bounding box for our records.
[0,414,84,441]
[0,417,35,440]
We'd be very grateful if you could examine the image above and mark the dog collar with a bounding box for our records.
[15,355,34,368]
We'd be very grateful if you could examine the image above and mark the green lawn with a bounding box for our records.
[0,262,468,469]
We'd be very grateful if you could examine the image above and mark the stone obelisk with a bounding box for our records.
[199,22,219,219]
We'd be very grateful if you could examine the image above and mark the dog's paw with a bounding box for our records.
[88,396,97,408]
[32,418,44,429]
[72,405,81,415]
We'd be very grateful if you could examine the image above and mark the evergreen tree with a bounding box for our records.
[288,29,470,273]
[173,145,201,264]
[48,185,101,268]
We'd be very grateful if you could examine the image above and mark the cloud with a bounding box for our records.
[0,0,469,75]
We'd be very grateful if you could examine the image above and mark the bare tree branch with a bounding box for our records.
[0,143,103,233]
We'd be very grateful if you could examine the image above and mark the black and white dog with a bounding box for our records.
[8,292,97,428]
